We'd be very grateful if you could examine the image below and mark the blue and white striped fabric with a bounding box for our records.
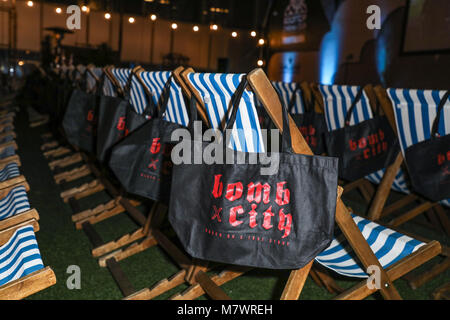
[0,186,30,221]
[0,163,20,182]
[187,73,265,153]
[272,81,306,114]
[0,134,13,145]
[111,68,150,114]
[388,88,450,207]
[86,68,103,93]
[0,225,44,286]
[318,84,409,193]
[0,147,15,160]
[316,214,425,278]
[140,71,189,126]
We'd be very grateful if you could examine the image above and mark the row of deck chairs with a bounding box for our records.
[36,64,444,300]
[0,97,56,300]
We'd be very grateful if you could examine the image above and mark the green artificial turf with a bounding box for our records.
[12,107,449,300]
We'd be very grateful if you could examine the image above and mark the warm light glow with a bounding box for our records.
[104,13,111,20]
[81,5,89,13]
[257,59,264,67]
[150,14,157,21]
[171,23,178,30]
[250,31,257,37]
[18,61,24,66]
[231,31,238,38]
[27,1,33,7]
[128,17,135,24]
[258,38,265,45]
[210,24,218,31]
[55,7,62,14]
[193,25,199,32]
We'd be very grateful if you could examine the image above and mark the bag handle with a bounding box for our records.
[274,90,295,153]
[124,70,157,118]
[156,76,173,119]
[224,76,249,132]
[288,84,315,113]
[344,87,365,126]
[431,90,450,138]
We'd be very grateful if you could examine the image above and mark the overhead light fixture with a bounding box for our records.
[210,24,218,31]
[128,17,135,24]
[257,59,264,67]
[193,25,199,32]
[231,31,238,38]
[250,31,257,37]
[171,23,178,30]
[27,1,34,7]
[55,7,62,14]
[81,5,89,13]
[258,38,265,46]
[150,14,157,21]
[104,13,111,20]
[18,60,24,66]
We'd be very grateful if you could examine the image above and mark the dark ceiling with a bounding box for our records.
[41,0,273,30]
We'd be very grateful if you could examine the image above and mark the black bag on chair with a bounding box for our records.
[324,88,400,181]
[168,77,339,270]
[62,73,99,153]
[290,86,327,155]
[108,77,184,204]
[404,90,450,202]
[97,72,153,162]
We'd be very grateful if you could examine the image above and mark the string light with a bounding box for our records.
[257,59,264,67]
[171,23,178,30]
[231,31,238,38]
[128,17,135,24]
[26,1,33,7]
[55,7,62,14]
[210,24,218,31]
[258,38,265,46]
[18,61,24,66]
[81,5,89,13]
[193,25,199,32]
[250,31,257,37]
[150,14,157,21]
[104,13,111,20]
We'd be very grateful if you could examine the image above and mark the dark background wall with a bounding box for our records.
[268,0,450,89]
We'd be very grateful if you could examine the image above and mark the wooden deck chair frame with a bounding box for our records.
[152,69,441,301]
[86,66,211,299]
[0,219,56,300]
[309,83,377,203]
[357,85,450,289]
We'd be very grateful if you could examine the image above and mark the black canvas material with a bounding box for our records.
[404,91,450,202]
[289,86,327,155]
[62,85,98,153]
[324,88,400,181]
[108,76,183,204]
[168,77,339,270]
[96,72,153,162]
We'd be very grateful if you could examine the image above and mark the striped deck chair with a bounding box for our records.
[0,162,27,191]
[0,185,38,231]
[0,225,56,299]
[271,81,306,114]
[160,69,441,300]
[93,68,194,299]
[317,84,396,202]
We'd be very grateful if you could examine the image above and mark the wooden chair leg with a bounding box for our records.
[281,261,314,300]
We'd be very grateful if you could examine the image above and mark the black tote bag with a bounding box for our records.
[324,88,400,181]
[168,77,339,270]
[404,91,450,202]
[97,72,154,162]
[62,80,98,153]
[108,77,184,204]
[289,86,327,155]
